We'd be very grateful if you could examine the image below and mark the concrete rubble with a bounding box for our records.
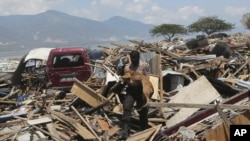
[1,32,250,141]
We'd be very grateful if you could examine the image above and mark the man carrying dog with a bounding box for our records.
[117,50,151,139]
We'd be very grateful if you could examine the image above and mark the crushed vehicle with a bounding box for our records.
[46,47,92,90]
[11,47,92,91]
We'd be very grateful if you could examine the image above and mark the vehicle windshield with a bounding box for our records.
[52,54,84,68]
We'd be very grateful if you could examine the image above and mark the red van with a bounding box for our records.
[46,47,92,90]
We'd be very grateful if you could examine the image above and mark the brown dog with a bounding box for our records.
[121,69,154,110]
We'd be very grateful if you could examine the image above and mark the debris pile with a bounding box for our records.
[1,32,250,141]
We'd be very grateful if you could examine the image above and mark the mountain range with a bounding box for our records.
[0,10,155,57]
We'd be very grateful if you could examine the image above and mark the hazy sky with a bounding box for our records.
[0,0,249,27]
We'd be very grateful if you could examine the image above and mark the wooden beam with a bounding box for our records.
[46,123,61,141]
[32,125,62,141]
[0,100,16,104]
[216,105,232,128]
[0,87,19,100]
[74,123,97,140]
[0,119,26,127]
[159,53,163,116]
[231,59,250,78]
[71,106,101,141]
[27,116,52,125]
[126,125,159,141]
[149,102,250,110]
[0,131,17,141]
[164,50,181,58]
[50,110,96,140]
[149,125,162,141]
[190,67,200,78]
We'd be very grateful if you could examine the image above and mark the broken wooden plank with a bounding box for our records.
[163,50,181,59]
[216,105,232,127]
[32,125,62,141]
[83,100,111,115]
[71,78,108,107]
[16,131,46,141]
[149,75,160,100]
[0,119,26,127]
[126,125,161,141]
[97,119,109,131]
[0,131,17,141]
[190,67,201,78]
[74,123,97,140]
[0,87,19,100]
[148,118,167,123]
[0,100,21,104]
[0,83,8,87]
[149,102,250,110]
[46,123,61,141]
[108,126,120,136]
[231,59,250,78]
[71,106,101,141]
[179,63,213,74]
[50,110,96,140]
[149,124,162,141]
[57,131,71,141]
[205,111,250,141]
[27,116,52,125]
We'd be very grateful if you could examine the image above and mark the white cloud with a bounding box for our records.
[91,0,97,6]
[126,3,145,14]
[70,0,124,21]
[133,0,151,4]
[151,5,162,13]
[143,15,168,25]
[177,6,204,20]
[71,8,100,21]
[225,6,248,16]
[100,0,123,8]
[126,0,154,14]
[125,1,205,25]
[0,0,59,15]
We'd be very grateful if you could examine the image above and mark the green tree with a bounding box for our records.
[188,16,234,35]
[241,13,250,29]
[149,24,187,41]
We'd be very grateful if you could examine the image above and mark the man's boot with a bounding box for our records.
[120,122,130,139]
